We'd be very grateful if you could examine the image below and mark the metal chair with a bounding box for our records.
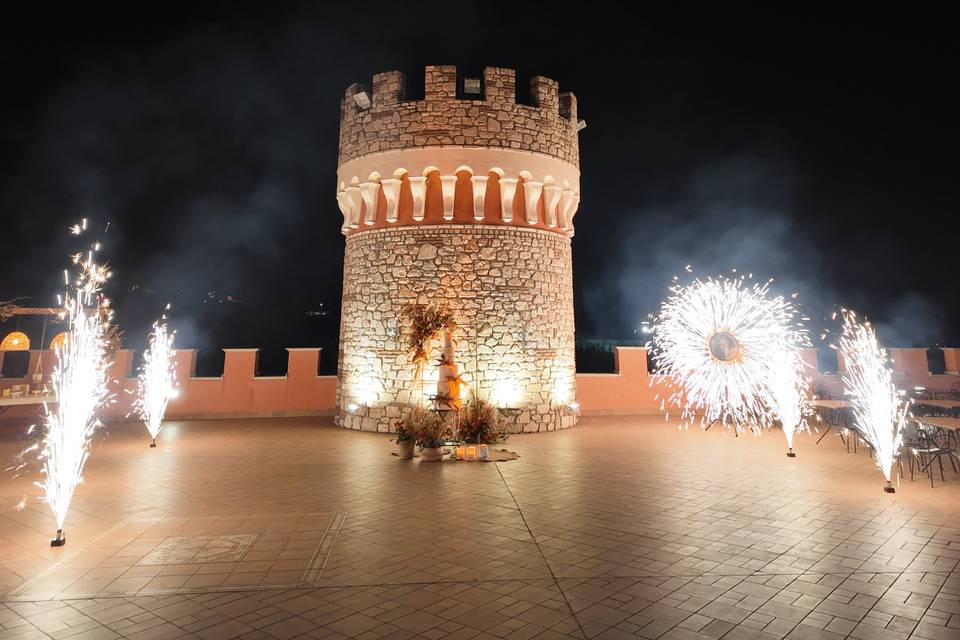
[900,422,959,487]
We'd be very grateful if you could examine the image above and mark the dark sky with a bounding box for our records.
[1,5,957,372]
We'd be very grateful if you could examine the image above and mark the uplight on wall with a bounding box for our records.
[551,374,575,405]
[352,376,381,407]
[353,91,371,110]
[350,351,383,407]
[490,378,522,408]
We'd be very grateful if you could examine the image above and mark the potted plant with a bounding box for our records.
[393,418,416,460]
[411,407,451,462]
[457,396,506,457]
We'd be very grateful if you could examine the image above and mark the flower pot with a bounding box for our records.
[398,440,415,459]
[419,446,444,462]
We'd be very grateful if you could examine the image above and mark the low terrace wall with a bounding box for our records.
[1,346,958,422]
[0,348,336,421]
[575,347,960,416]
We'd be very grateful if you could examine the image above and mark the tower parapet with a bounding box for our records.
[335,66,582,433]
[336,66,581,238]
[339,66,579,165]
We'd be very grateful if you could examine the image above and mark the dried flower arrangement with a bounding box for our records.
[403,405,451,449]
[458,395,507,444]
[401,302,456,384]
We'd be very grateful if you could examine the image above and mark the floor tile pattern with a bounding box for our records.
[7,515,344,601]
[0,416,957,639]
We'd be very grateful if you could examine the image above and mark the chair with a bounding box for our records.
[899,422,959,487]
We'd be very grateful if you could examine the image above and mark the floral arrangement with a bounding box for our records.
[403,405,451,449]
[458,395,506,444]
[392,419,416,445]
[401,302,456,383]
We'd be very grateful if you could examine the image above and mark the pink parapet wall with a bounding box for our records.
[1,345,958,421]
[0,347,337,421]
[576,347,677,416]
[573,346,960,416]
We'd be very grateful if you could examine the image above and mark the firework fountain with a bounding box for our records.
[652,272,809,438]
[135,317,177,447]
[770,344,811,457]
[837,310,909,493]
[35,220,114,546]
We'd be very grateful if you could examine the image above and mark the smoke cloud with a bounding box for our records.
[577,153,945,349]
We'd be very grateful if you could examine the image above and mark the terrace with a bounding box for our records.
[0,416,957,640]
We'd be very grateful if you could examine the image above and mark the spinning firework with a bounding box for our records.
[35,221,113,546]
[652,273,808,436]
[135,320,177,447]
[837,310,909,493]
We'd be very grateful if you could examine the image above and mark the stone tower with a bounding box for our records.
[336,66,581,432]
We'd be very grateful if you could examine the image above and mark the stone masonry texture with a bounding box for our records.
[337,225,577,433]
[339,66,579,167]
[336,66,580,433]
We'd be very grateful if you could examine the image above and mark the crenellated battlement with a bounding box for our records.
[338,66,580,167]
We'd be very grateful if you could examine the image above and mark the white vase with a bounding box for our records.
[420,447,444,462]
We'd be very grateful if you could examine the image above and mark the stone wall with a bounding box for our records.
[337,224,577,433]
[339,66,579,167]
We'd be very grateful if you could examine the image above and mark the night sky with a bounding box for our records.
[1,6,957,374]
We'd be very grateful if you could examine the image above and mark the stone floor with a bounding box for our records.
[0,416,957,640]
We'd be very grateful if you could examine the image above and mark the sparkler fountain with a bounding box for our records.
[771,344,811,457]
[652,273,807,438]
[838,310,909,493]
[36,221,113,546]
[135,319,177,447]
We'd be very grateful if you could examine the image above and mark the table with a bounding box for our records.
[810,399,854,445]
[0,394,56,417]
[912,399,960,417]
[913,416,960,447]
[913,416,960,432]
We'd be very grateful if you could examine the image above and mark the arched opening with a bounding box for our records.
[453,168,474,222]
[485,170,503,223]
[1,331,29,351]
[396,170,414,225]
[423,169,444,223]
[49,332,68,350]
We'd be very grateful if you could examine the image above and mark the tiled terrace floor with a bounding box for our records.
[0,416,958,640]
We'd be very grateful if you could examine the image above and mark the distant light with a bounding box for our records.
[353,91,371,110]
[576,119,587,131]
[347,403,359,413]
[569,401,580,411]
[464,78,481,94]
